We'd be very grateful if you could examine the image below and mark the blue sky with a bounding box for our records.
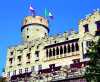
[0,0,100,75]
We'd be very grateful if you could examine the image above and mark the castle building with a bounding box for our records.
[3,10,100,82]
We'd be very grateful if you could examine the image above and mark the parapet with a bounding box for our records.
[21,16,49,31]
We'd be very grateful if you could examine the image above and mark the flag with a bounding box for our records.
[44,8,53,19]
[29,4,35,17]
[48,12,53,19]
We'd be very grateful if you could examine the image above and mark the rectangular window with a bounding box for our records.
[27,53,30,59]
[13,70,16,75]
[19,69,22,74]
[46,49,48,57]
[29,48,31,51]
[35,51,40,62]
[38,65,42,70]
[17,56,21,62]
[31,66,34,72]
[10,51,13,55]
[83,24,89,32]
[83,51,89,59]
[95,21,100,31]
[9,58,13,64]
[25,68,28,73]
[35,51,39,57]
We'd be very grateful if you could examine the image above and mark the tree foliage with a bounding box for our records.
[85,38,100,82]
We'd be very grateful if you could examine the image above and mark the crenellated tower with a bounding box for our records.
[21,16,49,42]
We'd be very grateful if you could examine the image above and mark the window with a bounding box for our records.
[31,66,34,72]
[27,53,30,59]
[83,50,89,59]
[9,58,13,64]
[83,24,89,32]
[19,69,22,74]
[53,48,55,56]
[46,49,48,57]
[10,51,13,55]
[26,61,30,64]
[27,28,29,31]
[49,64,55,69]
[76,43,79,51]
[66,38,68,40]
[37,45,39,49]
[35,51,39,61]
[29,48,31,51]
[56,47,59,55]
[72,43,75,52]
[35,51,39,57]
[27,36,29,39]
[60,46,63,54]
[54,41,57,43]
[95,21,100,31]
[25,68,28,73]
[25,19,27,24]
[49,49,52,57]
[17,63,21,66]
[40,18,42,22]
[45,33,47,36]
[64,45,67,54]
[73,59,80,63]
[17,56,21,62]
[13,70,16,75]
[7,72,10,77]
[38,65,42,70]
[68,44,70,53]
[86,41,91,47]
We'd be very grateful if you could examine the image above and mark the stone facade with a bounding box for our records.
[3,10,100,82]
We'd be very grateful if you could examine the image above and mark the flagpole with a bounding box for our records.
[44,8,47,19]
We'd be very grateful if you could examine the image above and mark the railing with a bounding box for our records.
[45,51,80,61]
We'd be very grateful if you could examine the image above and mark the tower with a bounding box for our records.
[78,10,100,59]
[21,16,49,42]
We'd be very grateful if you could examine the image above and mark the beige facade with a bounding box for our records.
[4,10,100,82]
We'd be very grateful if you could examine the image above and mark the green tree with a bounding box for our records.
[85,38,100,82]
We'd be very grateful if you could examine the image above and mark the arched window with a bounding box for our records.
[56,47,59,55]
[68,44,70,53]
[49,49,52,57]
[46,49,48,57]
[64,45,67,54]
[72,43,75,52]
[60,46,63,54]
[76,43,79,51]
[53,48,55,56]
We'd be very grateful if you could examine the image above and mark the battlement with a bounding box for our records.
[79,9,100,26]
[22,16,48,28]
